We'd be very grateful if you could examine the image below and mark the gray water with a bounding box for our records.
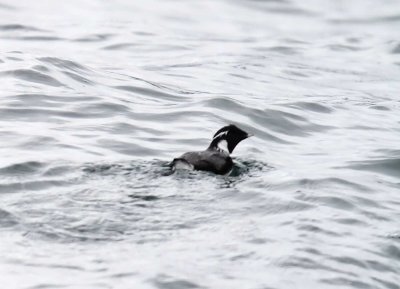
[1,0,400,288]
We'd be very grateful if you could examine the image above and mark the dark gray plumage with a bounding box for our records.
[171,124,251,175]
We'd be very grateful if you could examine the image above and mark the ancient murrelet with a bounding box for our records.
[171,124,252,174]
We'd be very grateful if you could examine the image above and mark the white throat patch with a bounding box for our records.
[217,139,229,154]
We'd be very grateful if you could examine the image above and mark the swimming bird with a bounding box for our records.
[171,124,252,175]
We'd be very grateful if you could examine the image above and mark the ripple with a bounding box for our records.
[347,158,400,178]
[0,161,45,175]
[0,208,18,227]
[27,284,68,289]
[330,14,400,24]
[253,45,299,55]
[326,44,365,52]
[1,69,64,87]
[330,256,367,269]
[78,102,130,114]
[367,259,397,273]
[0,179,74,193]
[0,107,110,121]
[383,244,400,261]
[280,256,349,273]
[114,85,186,102]
[228,158,272,177]
[285,101,333,113]
[62,71,95,84]
[1,0,400,288]
[12,93,98,104]
[32,65,50,72]
[297,223,341,237]
[38,57,89,72]
[74,33,114,42]
[96,138,158,156]
[334,217,367,226]
[6,57,23,63]
[203,97,334,137]
[0,24,42,31]
[392,43,400,54]
[17,36,63,41]
[371,278,400,289]
[320,277,374,289]
[283,177,373,194]
[0,3,15,10]
[103,43,139,50]
[151,275,202,289]
[370,105,390,111]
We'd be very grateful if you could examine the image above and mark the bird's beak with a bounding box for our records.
[246,133,254,138]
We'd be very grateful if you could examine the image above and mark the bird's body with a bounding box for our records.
[171,124,251,175]
[173,148,233,174]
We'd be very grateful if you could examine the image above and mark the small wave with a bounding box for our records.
[229,158,273,177]
[96,139,159,156]
[285,101,334,114]
[325,44,366,52]
[320,277,375,289]
[82,160,170,178]
[202,97,334,140]
[369,105,390,111]
[114,85,186,102]
[0,107,113,121]
[0,179,73,193]
[0,3,15,10]
[346,158,400,178]
[0,161,45,175]
[330,14,400,24]
[392,43,400,54]
[151,275,202,289]
[62,71,95,85]
[38,57,89,72]
[12,93,98,104]
[0,24,42,31]
[0,208,19,227]
[17,36,63,41]
[103,42,139,50]
[32,65,50,72]
[1,69,64,87]
[74,33,114,42]
[253,45,300,55]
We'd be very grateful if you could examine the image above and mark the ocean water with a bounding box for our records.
[1,0,400,288]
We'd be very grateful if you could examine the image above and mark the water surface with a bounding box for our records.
[1,0,400,288]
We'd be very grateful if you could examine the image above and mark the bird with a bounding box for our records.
[171,124,252,175]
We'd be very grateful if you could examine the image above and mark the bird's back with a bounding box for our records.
[174,149,233,174]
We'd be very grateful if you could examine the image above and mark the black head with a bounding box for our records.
[209,124,251,154]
